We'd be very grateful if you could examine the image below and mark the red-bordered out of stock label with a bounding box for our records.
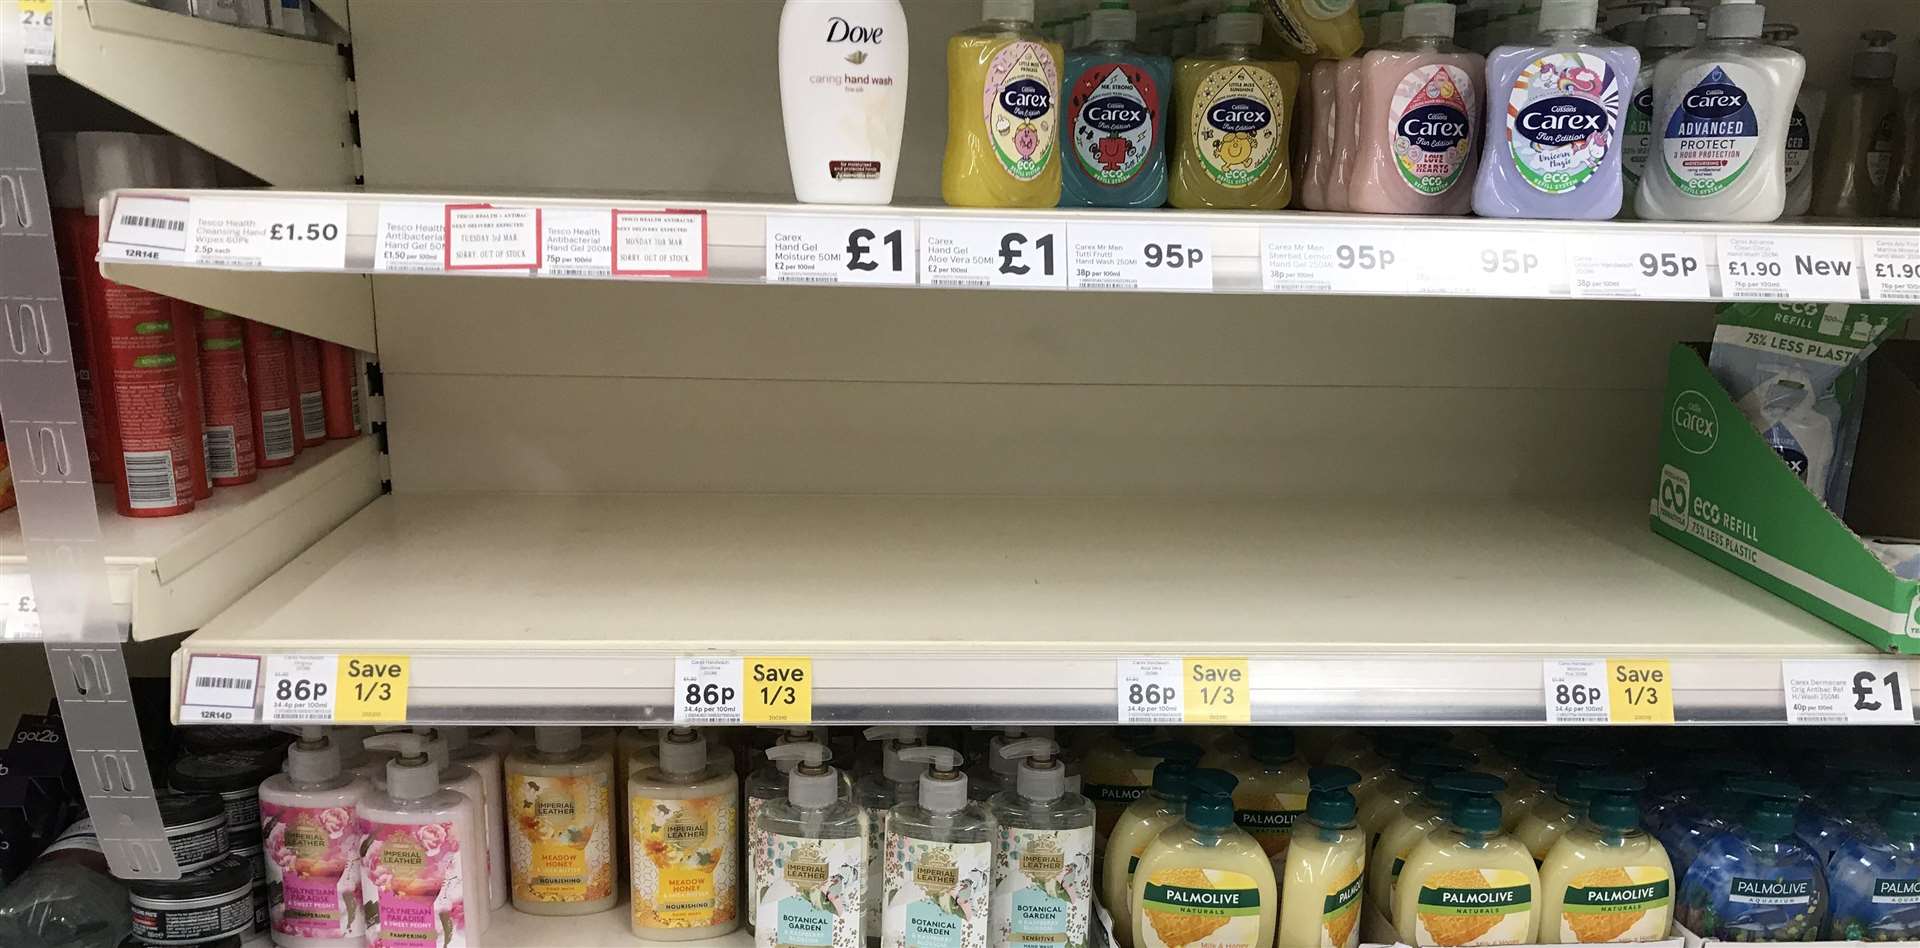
[443,204,543,271]
[610,209,708,278]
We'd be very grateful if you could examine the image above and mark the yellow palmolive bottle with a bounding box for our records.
[1171,0,1299,208]
[1082,727,1170,855]
[1395,773,1541,947]
[1537,774,1674,945]
[1516,750,1613,862]
[1228,730,1310,875]
[1277,767,1367,948]
[943,0,1065,207]
[1369,763,1466,924]
[1132,769,1278,948]
[1103,744,1204,948]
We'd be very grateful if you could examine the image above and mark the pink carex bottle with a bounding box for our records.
[1349,1,1485,213]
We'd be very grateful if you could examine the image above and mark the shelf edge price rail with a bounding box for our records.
[676,655,814,724]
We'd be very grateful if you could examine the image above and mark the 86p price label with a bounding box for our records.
[263,654,338,722]
[1117,658,1184,724]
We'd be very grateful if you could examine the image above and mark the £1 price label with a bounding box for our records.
[335,655,410,723]
[766,216,916,285]
[1543,659,1612,724]
[1068,223,1213,291]
[1117,657,1184,724]
[1782,659,1914,724]
[920,218,1068,288]
[263,654,339,723]
[1606,658,1674,724]
[1182,657,1251,724]
[743,657,813,724]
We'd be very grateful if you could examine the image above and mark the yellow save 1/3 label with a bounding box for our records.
[742,656,812,724]
[1184,657,1251,724]
[1605,659,1673,724]
[335,655,409,723]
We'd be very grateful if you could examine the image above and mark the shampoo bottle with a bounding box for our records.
[1809,30,1900,218]
[631,727,740,940]
[358,733,485,948]
[1394,773,1541,947]
[1826,781,1920,940]
[1230,729,1312,875]
[883,747,996,948]
[1277,767,1366,948]
[503,726,616,916]
[1349,0,1485,214]
[943,0,1067,207]
[856,726,929,947]
[1131,769,1278,948]
[1620,6,1699,207]
[756,742,865,948]
[1764,22,1824,217]
[1537,773,1675,945]
[779,0,910,204]
[258,727,368,948]
[1634,0,1803,221]
[1103,745,1202,947]
[1170,0,1301,208]
[1473,0,1640,218]
[990,738,1096,948]
[1677,779,1828,942]
[1061,0,1173,206]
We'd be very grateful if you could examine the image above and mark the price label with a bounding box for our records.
[445,204,541,271]
[334,655,410,723]
[187,198,348,270]
[743,657,813,724]
[675,656,745,724]
[539,207,614,278]
[0,575,40,641]
[613,210,707,277]
[1718,234,1864,301]
[262,654,339,723]
[21,0,53,67]
[1543,659,1611,723]
[101,195,191,263]
[1864,236,1920,303]
[180,654,261,723]
[920,219,1068,288]
[1439,231,1566,297]
[1117,657,1184,724]
[1261,227,1407,294]
[375,203,447,272]
[1605,658,1674,724]
[1567,233,1712,300]
[1067,223,1213,291]
[1782,659,1914,724]
[766,216,917,285]
[1182,657,1251,724]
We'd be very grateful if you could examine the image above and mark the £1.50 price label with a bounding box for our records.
[335,655,410,723]
[1182,657,1251,724]
[1606,658,1674,724]
[743,657,813,724]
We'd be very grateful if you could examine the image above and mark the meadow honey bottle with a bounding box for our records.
[631,727,741,940]
[1170,0,1300,208]
[943,0,1067,206]
[505,726,617,916]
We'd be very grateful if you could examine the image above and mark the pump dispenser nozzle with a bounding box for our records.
[866,726,930,783]
[1706,0,1762,40]
[275,726,344,784]
[766,742,839,808]
[535,725,584,755]
[1853,30,1897,80]
[1000,737,1072,801]
[659,727,711,777]
[901,746,971,813]
[364,732,439,801]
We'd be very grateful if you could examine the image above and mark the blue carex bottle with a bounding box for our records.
[1059,0,1171,207]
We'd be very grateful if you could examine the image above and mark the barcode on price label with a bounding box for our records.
[102,196,191,262]
[180,654,261,723]
[1117,657,1184,724]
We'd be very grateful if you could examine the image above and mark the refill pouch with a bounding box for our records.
[1708,303,1910,510]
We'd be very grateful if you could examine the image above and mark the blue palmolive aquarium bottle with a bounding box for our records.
[1826,782,1920,940]
[1678,779,1828,941]
[1060,0,1172,206]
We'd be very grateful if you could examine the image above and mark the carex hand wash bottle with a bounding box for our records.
[1277,767,1366,948]
[1537,773,1675,944]
[944,0,1066,206]
[1061,0,1172,206]
[1171,0,1300,208]
[1131,769,1279,948]
[1395,772,1541,947]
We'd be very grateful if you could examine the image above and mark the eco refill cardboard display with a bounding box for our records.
[1651,307,1920,653]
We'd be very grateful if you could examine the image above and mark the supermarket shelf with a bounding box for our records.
[488,905,722,947]
[53,0,354,186]
[93,189,1920,303]
[171,490,1899,725]
[100,261,376,352]
[0,437,382,642]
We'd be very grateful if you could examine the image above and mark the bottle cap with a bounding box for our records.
[767,742,839,808]
[1087,0,1137,41]
[985,726,1051,776]
[1213,0,1261,44]
[1853,30,1897,80]
[1378,6,1406,41]
[77,131,155,212]
[658,726,710,776]
[1401,1,1455,38]
[1248,728,1296,765]
[985,0,1038,21]
[1581,772,1646,832]
[1725,778,1801,838]
[410,727,452,774]
[1871,781,1920,838]
[1140,739,1204,765]
[1183,769,1239,830]
[1646,6,1699,47]
[41,133,82,210]
[1760,18,1796,46]
[902,746,970,814]
[279,727,341,784]
[1306,766,1361,826]
[1538,0,1598,32]
[1000,737,1071,801]
[1706,0,1762,39]
[364,733,438,801]
[1151,759,1197,797]
[535,726,583,755]
[1434,772,1508,834]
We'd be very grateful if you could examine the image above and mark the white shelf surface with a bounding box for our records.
[95,189,1920,303]
[2,437,382,642]
[171,490,1895,725]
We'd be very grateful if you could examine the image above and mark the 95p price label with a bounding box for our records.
[1068,223,1212,291]
[1117,657,1184,724]
[1261,227,1407,294]
[1568,234,1711,300]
